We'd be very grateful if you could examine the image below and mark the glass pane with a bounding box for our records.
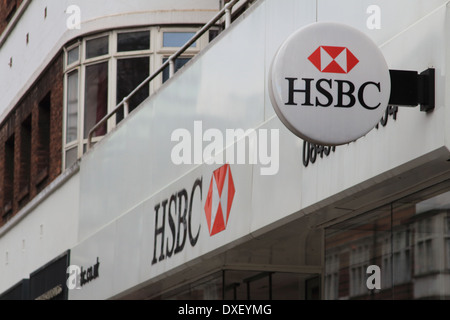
[86,36,109,59]
[324,206,392,300]
[66,70,79,144]
[154,272,223,300]
[65,147,78,169]
[67,47,79,65]
[118,31,150,52]
[84,62,108,139]
[325,181,450,300]
[163,32,196,47]
[162,57,191,83]
[116,57,149,123]
[245,273,270,300]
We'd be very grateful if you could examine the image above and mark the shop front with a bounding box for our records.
[67,0,450,300]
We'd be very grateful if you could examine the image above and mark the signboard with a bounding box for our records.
[269,22,391,146]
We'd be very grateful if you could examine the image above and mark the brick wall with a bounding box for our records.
[0,0,24,36]
[0,52,63,227]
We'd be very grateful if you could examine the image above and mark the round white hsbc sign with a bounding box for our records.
[269,22,391,146]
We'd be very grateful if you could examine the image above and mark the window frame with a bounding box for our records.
[62,26,206,170]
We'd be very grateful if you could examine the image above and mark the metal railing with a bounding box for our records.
[87,0,241,149]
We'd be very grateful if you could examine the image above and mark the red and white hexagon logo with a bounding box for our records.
[308,46,359,74]
[204,164,235,236]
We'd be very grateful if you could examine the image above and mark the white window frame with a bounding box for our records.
[62,26,206,170]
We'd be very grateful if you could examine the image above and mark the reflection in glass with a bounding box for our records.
[223,270,319,300]
[67,47,79,65]
[66,70,78,143]
[84,62,108,138]
[325,182,450,300]
[118,31,150,52]
[163,32,196,47]
[65,147,78,169]
[86,36,109,59]
[162,57,191,83]
[116,57,149,123]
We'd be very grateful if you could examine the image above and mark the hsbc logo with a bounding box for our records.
[308,46,359,74]
[151,164,236,265]
[269,22,391,146]
[204,164,235,236]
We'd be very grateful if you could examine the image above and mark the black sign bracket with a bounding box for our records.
[389,68,435,112]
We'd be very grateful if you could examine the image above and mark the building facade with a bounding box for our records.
[0,0,450,300]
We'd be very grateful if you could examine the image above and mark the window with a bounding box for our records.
[5,0,17,23]
[118,31,150,52]
[65,70,79,169]
[19,116,32,204]
[415,218,436,275]
[116,57,150,123]
[324,252,339,300]
[86,36,109,59]
[382,228,411,286]
[67,46,79,66]
[325,181,450,300]
[163,32,196,48]
[162,57,191,83]
[3,135,15,220]
[63,27,208,169]
[349,243,370,297]
[446,214,450,269]
[37,93,51,188]
[84,62,108,138]
[65,70,78,144]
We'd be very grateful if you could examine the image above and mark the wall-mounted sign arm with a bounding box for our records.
[388,68,435,112]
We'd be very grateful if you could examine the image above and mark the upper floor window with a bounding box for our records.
[118,30,150,52]
[67,46,79,66]
[86,36,109,59]
[163,32,197,48]
[63,27,209,170]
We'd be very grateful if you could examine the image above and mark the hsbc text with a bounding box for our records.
[285,77,382,110]
[152,178,202,265]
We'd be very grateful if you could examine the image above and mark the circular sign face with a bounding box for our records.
[269,22,390,146]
